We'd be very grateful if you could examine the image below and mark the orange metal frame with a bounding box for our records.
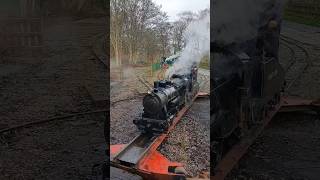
[110,92,209,180]
[111,93,319,179]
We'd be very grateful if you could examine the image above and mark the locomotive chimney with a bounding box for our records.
[154,81,159,88]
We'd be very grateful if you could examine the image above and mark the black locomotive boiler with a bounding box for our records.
[133,66,199,135]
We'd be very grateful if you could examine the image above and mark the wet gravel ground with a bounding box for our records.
[227,113,320,180]
[0,16,107,179]
[0,115,106,180]
[110,97,142,144]
[227,21,320,180]
[159,98,210,177]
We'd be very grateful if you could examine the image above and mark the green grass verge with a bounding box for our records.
[199,55,210,70]
[284,10,320,27]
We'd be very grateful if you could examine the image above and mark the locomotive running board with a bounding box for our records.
[110,92,209,180]
[212,95,320,180]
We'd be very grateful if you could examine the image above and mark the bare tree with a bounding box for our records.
[171,11,197,54]
[110,0,126,66]
[111,0,168,65]
[110,0,207,66]
[154,12,172,57]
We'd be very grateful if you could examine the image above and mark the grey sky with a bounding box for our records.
[153,0,209,21]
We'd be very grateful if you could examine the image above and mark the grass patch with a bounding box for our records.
[284,10,320,27]
[199,54,210,70]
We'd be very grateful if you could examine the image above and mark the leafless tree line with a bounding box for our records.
[286,0,320,17]
[110,0,208,66]
[41,0,107,16]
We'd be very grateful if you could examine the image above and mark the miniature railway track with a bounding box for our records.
[280,34,312,92]
[0,109,107,136]
[137,75,153,90]
[281,34,320,50]
[0,32,109,135]
[111,92,209,179]
[0,33,110,136]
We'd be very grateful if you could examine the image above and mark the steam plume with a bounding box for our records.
[166,12,210,77]
[212,0,285,45]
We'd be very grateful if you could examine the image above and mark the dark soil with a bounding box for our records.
[0,16,107,179]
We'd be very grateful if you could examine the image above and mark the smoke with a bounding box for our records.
[212,0,286,45]
[213,53,242,79]
[165,0,286,77]
[166,12,210,77]
[211,0,286,83]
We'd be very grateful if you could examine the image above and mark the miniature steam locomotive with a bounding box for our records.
[211,0,286,169]
[211,40,285,166]
[133,66,199,135]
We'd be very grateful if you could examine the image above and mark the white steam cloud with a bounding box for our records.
[166,12,210,77]
[212,0,285,44]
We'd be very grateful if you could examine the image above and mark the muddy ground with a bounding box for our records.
[0,16,107,179]
[227,21,320,180]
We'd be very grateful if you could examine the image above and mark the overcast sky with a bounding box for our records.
[153,0,209,21]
